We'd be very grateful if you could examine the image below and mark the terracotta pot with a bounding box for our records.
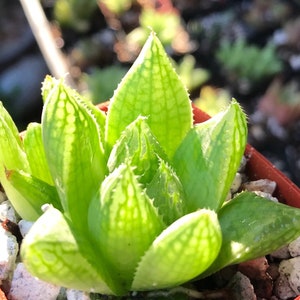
[98,101,300,207]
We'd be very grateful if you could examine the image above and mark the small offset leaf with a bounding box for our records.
[21,206,113,294]
[146,159,185,225]
[132,209,221,291]
[108,117,167,184]
[173,100,247,212]
[106,32,193,158]
[201,192,300,277]
[42,79,107,230]
[6,169,62,215]
[23,123,53,185]
[89,163,165,290]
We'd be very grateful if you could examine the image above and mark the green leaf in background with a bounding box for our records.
[6,169,62,215]
[146,158,185,225]
[21,206,113,294]
[173,100,247,212]
[105,32,193,158]
[132,209,221,291]
[89,163,165,290]
[42,78,107,230]
[107,117,167,184]
[201,192,300,277]
[23,123,53,185]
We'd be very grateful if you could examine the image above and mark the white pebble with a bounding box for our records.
[242,179,277,195]
[0,227,18,283]
[18,220,34,237]
[8,263,60,300]
[230,173,242,193]
[66,289,90,300]
[271,244,291,259]
[0,200,17,223]
[289,236,300,257]
[274,273,297,300]
[278,257,300,295]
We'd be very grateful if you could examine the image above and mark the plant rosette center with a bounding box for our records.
[1,32,300,297]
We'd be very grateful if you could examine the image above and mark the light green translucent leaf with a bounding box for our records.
[6,169,62,214]
[132,209,221,291]
[88,163,165,290]
[201,192,300,277]
[146,159,185,225]
[42,78,107,229]
[173,100,247,212]
[108,117,167,184]
[105,32,193,158]
[42,76,107,153]
[23,123,53,185]
[0,102,33,219]
[21,206,113,294]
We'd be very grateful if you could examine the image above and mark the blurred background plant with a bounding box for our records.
[216,39,283,94]
[1,0,300,186]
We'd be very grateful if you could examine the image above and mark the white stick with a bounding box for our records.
[19,0,76,87]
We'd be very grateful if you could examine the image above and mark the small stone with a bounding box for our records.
[274,274,296,300]
[18,220,34,238]
[231,173,242,193]
[8,263,60,300]
[271,245,291,259]
[0,227,18,283]
[0,201,17,223]
[242,179,277,195]
[227,271,256,300]
[66,289,90,300]
[278,257,300,295]
[288,236,300,257]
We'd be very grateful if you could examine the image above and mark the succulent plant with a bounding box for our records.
[1,33,300,296]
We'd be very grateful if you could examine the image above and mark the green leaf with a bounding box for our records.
[132,209,221,291]
[146,158,185,225]
[105,32,193,158]
[6,169,62,214]
[0,102,33,219]
[173,100,247,212]
[42,78,107,230]
[88,163,165,290]
[201,192,300,277]
[42,76,107,153]
[23,123,53,185]
[21,206,113,294]
[107,117,167,184]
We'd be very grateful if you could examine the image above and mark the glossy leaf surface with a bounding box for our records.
[201,191,300,277]
[107,117,167,184]
[146,159,185,225]
[42,78,107,231]
[89,163,165,290]
[173,101,247,211]
[23,123,53,185]
[106,32,193,158]
[132,209,221,290]
[21,206,113,294]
